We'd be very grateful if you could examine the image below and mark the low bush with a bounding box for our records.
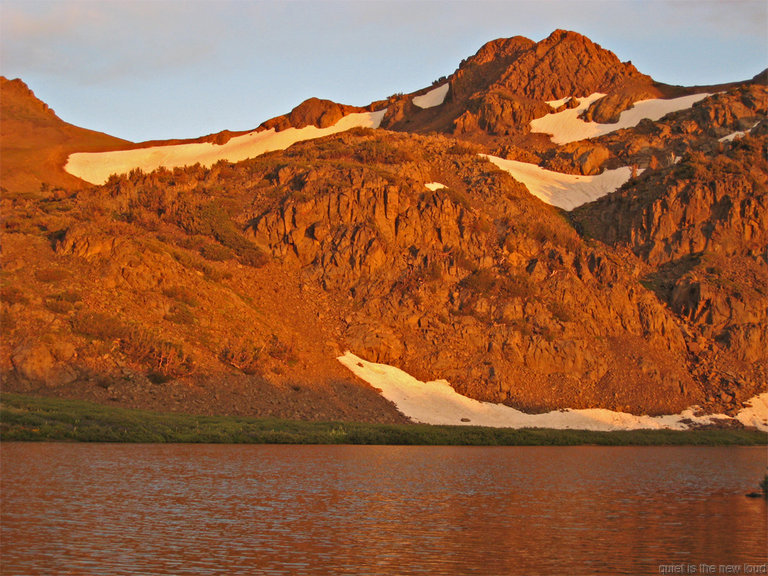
[121,325,192,379]
[548,301,574,323]
[200,243,234,262]
[35,268,69,283]
[162,285,199,307]
[164,304,195,325]
[220,339,264,375]
[44,299,73,315]
[267,334,298,366]
[53,290,82,303]
[71,311,192,378]
[354,141,417,165]
[460,268,498,293]
[1,286,28,305]
[71,311,125,340]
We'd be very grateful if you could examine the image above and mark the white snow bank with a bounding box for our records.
[735,394,768,430]
[66,110,388,185]
[338,351,768,431]
[546,96,573,109]
[719,130,747,143]
[531,92,711,144]
[425,182,447,191]
[718,121,760,142]
[412,84,449,109]
[482,154,635,211]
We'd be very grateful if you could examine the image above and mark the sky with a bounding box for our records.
[1,0,766,143]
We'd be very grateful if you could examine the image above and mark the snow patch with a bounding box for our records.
[338,352,768,431]
[425,182,447,191]
[531,92,711,144]
[66,110,388,185]
[546,96,573,109]
[482,154,636,211]
[718,121,760,142]
[719,131,747,143]
[412,84,449,109]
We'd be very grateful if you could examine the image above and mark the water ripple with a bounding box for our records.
[2,444,766,575]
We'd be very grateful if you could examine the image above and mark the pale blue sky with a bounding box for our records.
[1,0,766,142]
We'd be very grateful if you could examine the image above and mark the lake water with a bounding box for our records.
[1,444,766,575]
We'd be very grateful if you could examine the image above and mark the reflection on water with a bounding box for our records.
[2,444,766,575]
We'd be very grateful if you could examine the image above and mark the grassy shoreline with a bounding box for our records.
[1,392,766,446]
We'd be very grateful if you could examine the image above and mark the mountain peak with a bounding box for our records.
[462,36,536,67]
[421,30,654,138]
[543,28,593,43]
[0,76,59,122]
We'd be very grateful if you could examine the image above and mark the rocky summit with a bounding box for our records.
[1,30,766,425]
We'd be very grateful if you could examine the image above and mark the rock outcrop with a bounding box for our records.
[259,97,372,132]
[573,133,768,413]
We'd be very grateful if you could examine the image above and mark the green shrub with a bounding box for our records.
[448,141,481,155]
[122,325,192,379]
[453,250,478,272]
[502,274,533,299]
[548,301,574,323]
[71,312,192,378]
[71,311,125,340]
[200,243,234,262]
[53,290,82,303]
[424,259,443,281]
[354,141,416,165]
[164,304,195,325]
[220,340,263,375]
[44,299,72,315]
[35,268,69,283]
[267,334,298,365]
[445,187,471,210]
[460,268,498,292]
[1,286,28,305]
[181,204,269,268]
[1,309,16,331]
[162,285,199,307]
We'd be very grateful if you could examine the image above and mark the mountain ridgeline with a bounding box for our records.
[1,30,766,423]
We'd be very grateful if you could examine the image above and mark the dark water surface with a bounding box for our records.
[1,444,766,575]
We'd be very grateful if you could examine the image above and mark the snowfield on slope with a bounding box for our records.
[412,84,450,109]
[531,92,711,144]
[482,154,635,211]
[338,352,768,432]
[719,121,760,142]
[66,110,387,185]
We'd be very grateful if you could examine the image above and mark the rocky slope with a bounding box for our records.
[1,31,766,424]
[573,134,767,415]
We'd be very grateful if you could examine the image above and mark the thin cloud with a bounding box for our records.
[1,1,225,83]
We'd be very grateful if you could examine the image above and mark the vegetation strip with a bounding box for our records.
[2,394,766,446]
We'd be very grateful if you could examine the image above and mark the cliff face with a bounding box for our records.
[573,135,768,414]
[248,132,696,414]
[1,32,766,423]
